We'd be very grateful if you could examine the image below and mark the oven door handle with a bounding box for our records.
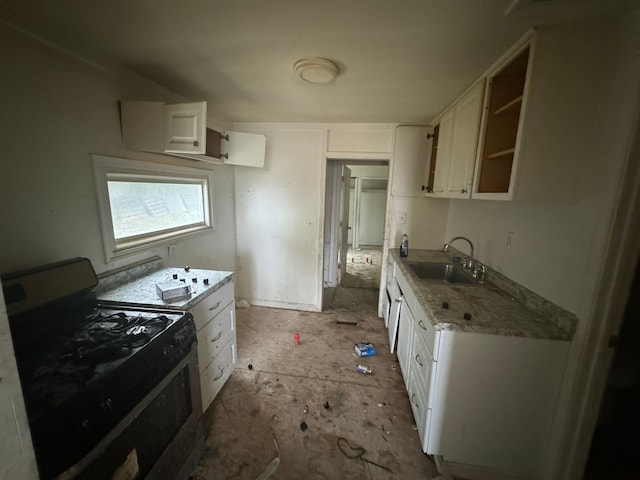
[208,301,221,311]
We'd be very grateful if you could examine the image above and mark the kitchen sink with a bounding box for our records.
[408,262,478,285]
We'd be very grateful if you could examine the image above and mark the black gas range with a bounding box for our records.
[2,257,203,480]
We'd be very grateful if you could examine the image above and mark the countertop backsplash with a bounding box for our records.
[96,256,164,294]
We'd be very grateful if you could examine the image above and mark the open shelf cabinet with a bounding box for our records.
[475,47,530,196]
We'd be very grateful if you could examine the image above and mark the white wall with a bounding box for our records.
[357,190,386,245]
[0,23,237,276]
[347,165,389,246]
[233,125,325,310]
[388,196,449,250]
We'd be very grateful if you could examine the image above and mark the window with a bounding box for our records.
[93,155,215,261]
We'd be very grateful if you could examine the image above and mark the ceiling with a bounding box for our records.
[1,0,636,125]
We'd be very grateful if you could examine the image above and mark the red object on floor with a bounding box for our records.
[294,332,300,345]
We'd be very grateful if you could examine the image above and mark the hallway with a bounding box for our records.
[342,246,383,289]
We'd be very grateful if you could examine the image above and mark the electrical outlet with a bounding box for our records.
[506,231,515,249]
[399,211,407,224]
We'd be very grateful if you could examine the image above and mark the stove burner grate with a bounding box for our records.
[59,311,170,363]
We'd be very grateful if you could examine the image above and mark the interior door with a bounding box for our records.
[338,165,352,284]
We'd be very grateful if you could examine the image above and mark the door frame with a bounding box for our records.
[352,176,388,249]
[561,104,640,478]
[322,158,390,305]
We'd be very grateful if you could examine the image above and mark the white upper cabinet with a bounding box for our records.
[391,125,432,196]
[473,40,532,200]
[425,32,534,201]
[446,80,485,198]
[426,80,485,199]
[163,102,207,154]
[430,107,454,196]
[120,100,265,168]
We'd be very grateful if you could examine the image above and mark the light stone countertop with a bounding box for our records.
[390,249,574,341]
[97,266,233,311]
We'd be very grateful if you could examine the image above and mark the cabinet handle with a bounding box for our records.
[213,367,224,381]
[418,320,427,331]
[461,188,467,193]
[395,297,402,303]
[415,353,424,367]
[208,301,221,311]
[411,393,420,409]
[210,331,223,343]
[193,140,199,147]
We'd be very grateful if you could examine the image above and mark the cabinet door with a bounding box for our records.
[397,298,414,385]
[391,125,432,196]
[164,102,206,154]
[473,46,531,200]
[446,80,485,198]
[388,281,402,353]
[223,131,266,167]
[431,108,454,195]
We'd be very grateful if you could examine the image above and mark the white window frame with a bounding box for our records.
[92,154,215,262]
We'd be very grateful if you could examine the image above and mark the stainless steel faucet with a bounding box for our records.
[443,236,474,268]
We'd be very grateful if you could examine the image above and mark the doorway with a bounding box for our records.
[322,160,389,310]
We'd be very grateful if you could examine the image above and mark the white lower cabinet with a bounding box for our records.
[393,261,567,479]
[188,280,237,412]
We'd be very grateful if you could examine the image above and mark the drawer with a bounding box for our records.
[191,281,235,331]
[410,330,435,405]
[413,305,439,361]
[408,382,432,453]
[200,337,237,412]
[197,300,235,372]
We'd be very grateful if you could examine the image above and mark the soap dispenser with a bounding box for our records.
[400,233,409,257]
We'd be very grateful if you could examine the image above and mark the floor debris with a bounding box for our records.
[255,436,280,480]
[337,437,392,472]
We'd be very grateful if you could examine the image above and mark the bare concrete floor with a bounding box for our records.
[192,286,438,479]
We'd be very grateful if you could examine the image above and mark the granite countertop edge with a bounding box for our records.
[390,249,575,342]
[97,261,234,311]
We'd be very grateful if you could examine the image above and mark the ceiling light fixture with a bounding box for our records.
[294,58,339,84]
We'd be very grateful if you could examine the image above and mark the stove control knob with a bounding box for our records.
[163,345,176,358]
[203,278,209,285]
[184,266,191,272]
[100,398,113,414]
[81,418,91,432]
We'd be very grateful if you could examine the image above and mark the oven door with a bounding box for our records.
[57,344,203,480]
